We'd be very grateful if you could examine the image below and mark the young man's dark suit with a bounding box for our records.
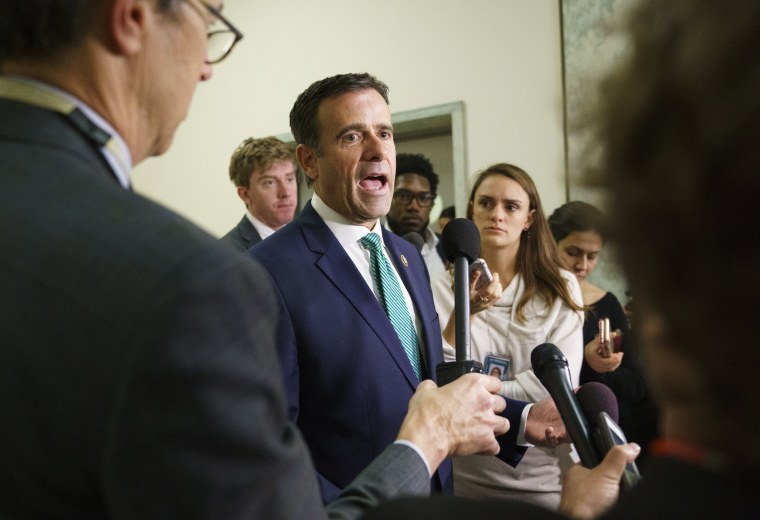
[0,94,430,518]
[221,215,262,251]
[249,201,528,503]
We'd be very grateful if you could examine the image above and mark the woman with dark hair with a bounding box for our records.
[548,201,655,452]
[431,163,584,509]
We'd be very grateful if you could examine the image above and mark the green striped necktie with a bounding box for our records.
[361,232,423,380]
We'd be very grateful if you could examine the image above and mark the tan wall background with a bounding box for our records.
[133,0,567,237]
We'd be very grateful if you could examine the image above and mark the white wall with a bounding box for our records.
[133,0,565,237]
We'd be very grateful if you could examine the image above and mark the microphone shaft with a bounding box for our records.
[453,255,470,361]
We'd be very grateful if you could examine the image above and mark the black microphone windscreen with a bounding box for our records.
[530,343,568,380]
[401,232,424,253]
[576,382,620,424]
[441,218,480,262]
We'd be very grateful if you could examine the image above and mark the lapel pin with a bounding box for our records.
[400,254,409,267]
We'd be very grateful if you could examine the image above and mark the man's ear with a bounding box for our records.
[109,0,150,56]
[296,144,318,183]
[236,185,251,207]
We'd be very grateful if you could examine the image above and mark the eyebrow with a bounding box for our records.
[566,245,601,254]
[258,170,297,178]
[478,195,525,204]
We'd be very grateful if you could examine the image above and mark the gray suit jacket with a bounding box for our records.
[0,94,429,519]
[221,215,262,252]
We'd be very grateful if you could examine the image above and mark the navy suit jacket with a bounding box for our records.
[221,215,262,252]
[250,202,526,502]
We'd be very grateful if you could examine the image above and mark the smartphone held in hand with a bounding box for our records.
[598,318,622,357]
[599,318,612,358]
[469,258,494,291]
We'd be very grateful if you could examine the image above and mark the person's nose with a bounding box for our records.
[577,256,588,272]
[407,197,422,210]
[277,181,292,198]
[362,133,391,162]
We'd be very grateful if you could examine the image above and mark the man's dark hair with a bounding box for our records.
[289,72,390,153]
[439,205,455,220]
[396,153,439,196]
[547,200,607,243]
[0,0,178,61]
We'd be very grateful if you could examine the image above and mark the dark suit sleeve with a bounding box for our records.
[101,250,327,519]
[326,443,430,520]
[495,397,529,467]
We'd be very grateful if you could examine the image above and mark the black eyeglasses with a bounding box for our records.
[192,1,244,64]
[393,189,436,207]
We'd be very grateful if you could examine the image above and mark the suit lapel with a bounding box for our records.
[237,217,262,249]
[298,203,421,387]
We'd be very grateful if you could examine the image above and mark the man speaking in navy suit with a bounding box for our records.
[250,72,565,502]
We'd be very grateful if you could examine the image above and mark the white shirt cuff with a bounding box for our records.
[517,403,535,447]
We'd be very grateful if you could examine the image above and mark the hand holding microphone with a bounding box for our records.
[531,343,641,490]
[531,343,599,467]
[397,374,510,471]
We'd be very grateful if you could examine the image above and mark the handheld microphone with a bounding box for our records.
[577,382,642,490]
[576,381,619,424]
[401,232,424,253]
[436,218,482,385]
[530,343,599,468]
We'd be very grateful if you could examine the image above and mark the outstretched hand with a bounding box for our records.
[525,396,569,447]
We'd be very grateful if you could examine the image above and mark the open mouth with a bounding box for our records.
[358,174,388,191]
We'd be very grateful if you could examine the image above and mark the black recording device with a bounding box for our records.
[576,382,642,491]
[436,218,483,386]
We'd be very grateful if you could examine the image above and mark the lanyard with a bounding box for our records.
[0,76,130,187]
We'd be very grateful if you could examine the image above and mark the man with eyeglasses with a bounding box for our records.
[386,153,448,275]
[0,1,517,519]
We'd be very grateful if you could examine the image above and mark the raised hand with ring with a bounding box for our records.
[471,272,501,314]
